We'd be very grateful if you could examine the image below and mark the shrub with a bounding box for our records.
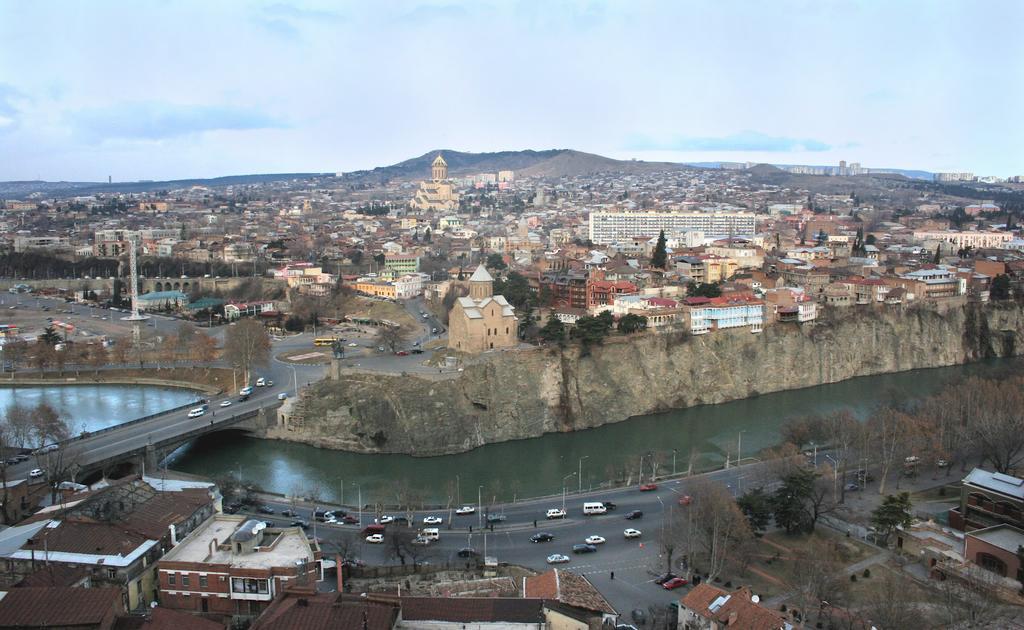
[724,581,732,588]
[850,574,857,582]
[863,568,871,578]
[780,604,787,612]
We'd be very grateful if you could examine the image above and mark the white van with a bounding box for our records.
[420,527,440,540]
[583,502,607,515]
[187,407,206,419]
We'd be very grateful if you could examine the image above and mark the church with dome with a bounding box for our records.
[411,154,460,211]
[448,264,519,353]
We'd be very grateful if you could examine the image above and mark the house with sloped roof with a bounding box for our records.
[448,265,518,353]
[522,569,617,625]
[679,583,792,630]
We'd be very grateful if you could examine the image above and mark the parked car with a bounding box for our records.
[378,515,394,524]
[411,349,424,354]
[655,572,677,585]
[639,483,658,492]
[625,510,644,520]
[257,505,275,514]
[455,506,475,515]
[584,535,606,545]
[531,532,555,543]
[546,508,566,519]
[290,520,309,529]
[277,393,288,400]
[663,577,689,590]
[678,495,692,506]
[394,350,409,356]
[624,528,642,539]
[281,509,297,517]
[844,483,860,491]
[546,554,570,564]
[28,468,44,478]
[572,544,597,554]
[486,514,506,524]
[457,547,478,558]
[340,515,359,524]
[412,536,432,546]
[365,534,384,544]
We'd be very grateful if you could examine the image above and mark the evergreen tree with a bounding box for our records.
[538,316,565,344]
[423,227,432,243]
[737,487,774,534]
[617,313,648,334]
[39,326,62,346]
[932,245,941,264]
[650,230,668,269]
[870,493,913,544]
[991,274,1012,300]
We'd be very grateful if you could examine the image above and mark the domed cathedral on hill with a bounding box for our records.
[411,153,460,211]
[448,264,519,353]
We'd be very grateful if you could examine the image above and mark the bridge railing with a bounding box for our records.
[36,399,204,455]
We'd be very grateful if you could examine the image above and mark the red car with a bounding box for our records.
[395,351,409,356]
[662,577,689,590]
[639,483,658,492]
[678,495,692,506]
[340,515,359,524]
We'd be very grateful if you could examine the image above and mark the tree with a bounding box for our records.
[933,245,942,264]
[86,343,108,375]
[771,467,820,534]
[686,282,722,298]
[174,322,197,364]
[684,478,753,580]
[571,315,612,347]
[223,319,271,383]
[617,313,648,334]
[650,230,668,269]
[375,325,410,353]
[385,526,417,566]
[2,338,28,374]
[485,253,506,271]
[870,492,913,545]
[492,272,533,311]
[38,326,61,346]
[990,273,1011,300]
[736,487,773,534]
[423,227,431,243]
[538,316,565,344]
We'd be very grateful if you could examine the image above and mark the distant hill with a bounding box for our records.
[0,173,333,198]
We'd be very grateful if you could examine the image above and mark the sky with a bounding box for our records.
[1,0,1022,181]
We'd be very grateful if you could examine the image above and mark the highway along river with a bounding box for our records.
[169,359,1019,504]
[0,384,201,435]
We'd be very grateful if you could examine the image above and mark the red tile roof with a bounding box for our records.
[524,569,616,616]
[0,586,122,627]
[400,597,544,623]
[251,593,397,630]
[112,607,224,630]
[681,584,788,630]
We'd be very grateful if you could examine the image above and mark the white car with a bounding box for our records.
[412,536,432,546]
[255,377,266,387]
[187,407,205,418]
[624,528,642,539]
[423,516,443,525]
[546,508,566,519]
[219,400,232,407]
[277,393,288,400]
[455,506,475,515]
[546,554,570,564]
[585,535,606,545]
[365,534,384,544]
[28,468,44,478]
[240,386,254,396]
[378,515,394,524]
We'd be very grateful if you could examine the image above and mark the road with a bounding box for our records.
[240,460,776,617]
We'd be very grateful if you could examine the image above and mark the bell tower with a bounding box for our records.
[431,154,448,182]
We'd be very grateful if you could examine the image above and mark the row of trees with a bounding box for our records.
[0,402,77,521]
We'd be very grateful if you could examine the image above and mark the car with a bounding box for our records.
[844,482,860,491]
[377,346,385,352]
[219,400,232,407]
[662,577,689,590]
[624,528,642,538]
[531,532,555,543]
[936,459,950,468]
[277,393,288,400]
[678,495,693,506]
[639,483,658,491]
[240,386,253,396]
[423,515,443,525]
[412,536,432,546]
[584,535,606,545]
[654,572,677,585]
[572,543,597,554]
[625,510,643,520]
[546,508,566,519]
[365,534,384,544]
[411,349,424,354]
[455,506,475,515]
[378,515,394,524]
[486,513,506,524]
[290,520,309,529]
[14,454,28,463]
[187,407,205,418]
[347,342,358,347]
[395,350,409,356]
[28,468,44,478]
[546,554,570,564]
[457,547,478,558]
[631,609,647,625]
[601,501,617,510]
[281,509,296,517]
[266,380,274,387]
[257,505,275,514]
[340,515,359,524]
[256,377,266,387]
[431,327,438,333]
[422,313,429,319]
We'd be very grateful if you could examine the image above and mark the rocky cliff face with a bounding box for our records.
[276,303,1024,456]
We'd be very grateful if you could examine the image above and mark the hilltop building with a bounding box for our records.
[448,265,518,353]
[411,154,460,211]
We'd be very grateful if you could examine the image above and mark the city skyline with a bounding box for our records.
[1,0,1022,181]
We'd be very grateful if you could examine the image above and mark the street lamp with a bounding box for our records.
[638,454,645,487]
[737,431,746,466]
[289,364,299,397]
[578,456,589,494]
[562,472,576,510]
[810,441,818,467]
[478,485,483,528]
[824,454,839,499]
[354,482,362,527]
[672,448,678,477]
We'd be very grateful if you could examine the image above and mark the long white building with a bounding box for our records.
[588,210,757,244]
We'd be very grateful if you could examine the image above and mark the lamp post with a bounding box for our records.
[478,485,483,528]
[811,442,818,467]
[737,431,746,466]
[578,456,589,494]
[672,448,678,477]
[824,454,839,499]
[355,483,361,527]
[289,364,299,397]
[638,454,645,487]
[562,472,576,510]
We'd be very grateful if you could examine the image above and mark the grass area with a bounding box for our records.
[347,299,418,331]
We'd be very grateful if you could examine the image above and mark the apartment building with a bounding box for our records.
[949,468,1024,532]
[913,230,1014,250]
[384,254,420,274]
[157,515,321,619]
[588,210,756,244]
[683,296,764,334]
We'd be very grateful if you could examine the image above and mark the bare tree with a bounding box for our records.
[683,477,753,581]
[385,527,417,566]
[861,571,922,629]
[175,322,197,365]
[935,563,1004,628]
[788,538,847,626]
[223,319,271,383]
[375,325,410,353]
[86,343,108,375]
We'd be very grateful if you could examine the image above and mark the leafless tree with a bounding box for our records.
[860,571,921,630]
[375,325,410,353]
[788,537,848,626]
[683,477,753,581]
[223,319,271,383]
[385,526,417,566]
[935,563,1004,628]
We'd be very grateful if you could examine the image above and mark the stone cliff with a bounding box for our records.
[273,302,1024,456]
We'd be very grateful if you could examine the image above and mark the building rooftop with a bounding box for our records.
[162,514,315,569]
[964,468,1024,500]
[967,524,1024,554]
[469,264,493,282]
[0,586,122,628]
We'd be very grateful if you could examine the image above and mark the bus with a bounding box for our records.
[313,337,340,347]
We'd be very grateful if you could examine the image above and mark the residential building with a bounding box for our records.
[679,583,791,630]
[913,230,1014,250]
[250,591,398,630]
[448,265,518,353]
[949,468,1024,532]
[763,288,817,323]
[675,255,738,284]
[683,296,764,334]
[157,515,321,619]
[585,279,637,309]
[522,569,617,626]
[0,586,124,629]
[536,270,588,310]
[588,210,757,244]
[352,280,397,299]
[964,524,1024,584]
[224,300,277,321]
[400,597,545,628]
[13,236,71,253]
[384,254,421,275]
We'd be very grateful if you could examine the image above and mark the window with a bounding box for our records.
[181,574,190,587]
[106,568,117,580]
[232,578,243,593]
[168,573,176,586]
[199,575,208,588]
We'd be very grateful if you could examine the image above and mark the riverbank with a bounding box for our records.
[0,367,231,396]
[281,301,1024,456]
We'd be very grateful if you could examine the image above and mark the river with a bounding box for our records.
[166,360,1019,504]
[0,383,201,436]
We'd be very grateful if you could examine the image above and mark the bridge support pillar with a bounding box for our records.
[143,445,160,475]
[330,358,341,381]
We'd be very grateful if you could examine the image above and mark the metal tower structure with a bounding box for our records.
[122,235,149,325]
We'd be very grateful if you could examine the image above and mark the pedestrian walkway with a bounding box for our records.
[763,550,890,608]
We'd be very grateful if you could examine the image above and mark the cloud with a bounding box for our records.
[626,130,833,152]
[254,2,343,39]
[0,84,28,131]
[69,102,286,142]
[263,3,343,22]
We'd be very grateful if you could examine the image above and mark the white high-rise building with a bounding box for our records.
[588,209,756,244]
